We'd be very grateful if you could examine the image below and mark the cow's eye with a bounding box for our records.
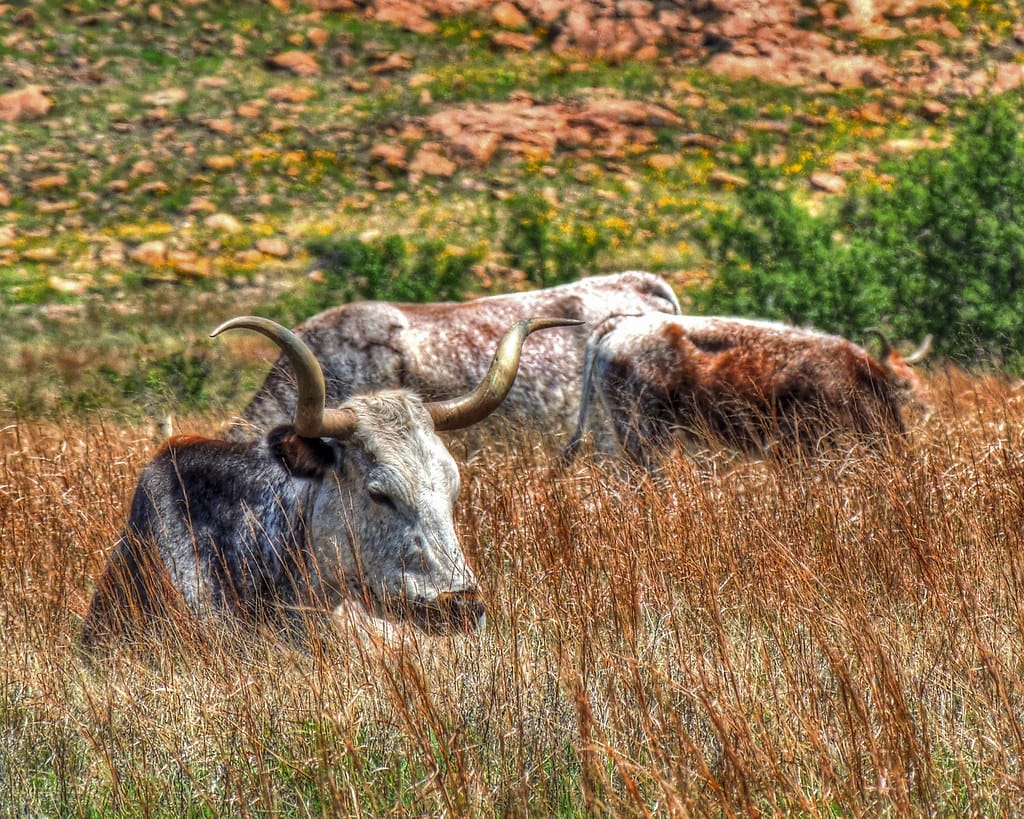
[368,488,396,510]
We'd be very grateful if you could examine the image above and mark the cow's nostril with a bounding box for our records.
[435,590,486,632]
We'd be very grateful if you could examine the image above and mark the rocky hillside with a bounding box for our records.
[0,0,1020,416]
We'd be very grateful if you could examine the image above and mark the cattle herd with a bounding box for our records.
[82,271,933,645]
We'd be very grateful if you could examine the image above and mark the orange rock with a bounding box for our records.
[409,149,457,177]
[0,85,52,122]
[810,171,846,194]
[370,143,408,170]
[30,174,69,191]
[452,131,501,164]
[256,238,290,258]
[492,31,538,50]
[492,2,528,29]
[267,84,317,103]
[266,51,321,77]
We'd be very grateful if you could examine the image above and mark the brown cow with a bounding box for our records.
[564,315,931,469]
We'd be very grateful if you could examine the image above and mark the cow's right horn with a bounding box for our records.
[426,317,583,431]
[211,316,358,440]
[903,334,933,364]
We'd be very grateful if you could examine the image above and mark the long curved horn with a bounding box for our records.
[426,317,584,432]
[210,316,358,440]
[902,334,933,365]
[863,327,893,360]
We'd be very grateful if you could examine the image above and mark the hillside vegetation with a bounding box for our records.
[2,0,1024,419]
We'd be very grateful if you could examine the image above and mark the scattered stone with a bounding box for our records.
[256,238,290,258]
[267,84,316,103]
[823,55,890,87]
[370,142,408,169]
[186,197,217,213]
[492,1,529,29]
[452,131,501,164]
[130,240,167,266]
[308,27,330,48]
[204,117,235,134]
[196,76,230,89]
[130,159,156,178]
[709,169,748,187]
[920,99,949,120]
[48,275,88,294]
[36,200,77,214]
[141,88,188,106]
[266,50,321,76]
[99,242,127,267]
[233,249,264,266]
[371,52,413,74]
[882,136,950,154]
[29,173,68,192]
[0,86,52,122]
[139,181,170,195]
[409,148,457,177]
[237,102,264,118]
[167,250,212,277]
[23,247,59,263]
[809,170,846,194]
[205,154,236,170]
[205,213,243,232]
[374,1,437,35]
[493,31,538,50]
[648,153,679,171]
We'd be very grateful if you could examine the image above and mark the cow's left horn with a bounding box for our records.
[426,317,584,431]
[864,327,893,360]
[211,316,358,440]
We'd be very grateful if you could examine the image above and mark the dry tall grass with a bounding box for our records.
[3,367,1024,815]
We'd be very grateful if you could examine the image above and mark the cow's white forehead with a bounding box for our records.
[342,390,453,478]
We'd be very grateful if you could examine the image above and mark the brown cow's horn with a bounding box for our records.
[210,316,358,440]
[902,334,933,365]
[863,327,893,360]
[426,317,584,431]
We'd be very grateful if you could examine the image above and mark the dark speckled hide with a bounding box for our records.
[82,393,484,645]
[568,315,927,469]
[228,271,681,445]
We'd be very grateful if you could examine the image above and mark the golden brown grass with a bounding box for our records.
[3,367,1024,815]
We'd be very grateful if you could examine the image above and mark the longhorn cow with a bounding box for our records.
[227,271,681,446]
[82,315,578,645]
[564,315,931,469]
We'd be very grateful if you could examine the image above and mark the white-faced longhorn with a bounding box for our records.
[82,315,579,644]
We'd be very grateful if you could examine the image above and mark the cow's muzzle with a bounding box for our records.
[406,590,486,634]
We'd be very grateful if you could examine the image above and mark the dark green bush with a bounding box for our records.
[70,352,212,414]
[270,234,481,326]
[501,193,609,288]
[693,93,1024,367]
[308,234,480,304]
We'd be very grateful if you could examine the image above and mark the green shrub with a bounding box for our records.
[693,94,1024,367]
[305,234,480,306]
[501,193,609,288]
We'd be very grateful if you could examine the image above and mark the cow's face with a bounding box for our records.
[304,393,484,633]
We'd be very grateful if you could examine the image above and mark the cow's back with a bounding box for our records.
[230,271,679,444]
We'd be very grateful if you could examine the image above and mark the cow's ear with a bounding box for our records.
[267,426,337,479]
